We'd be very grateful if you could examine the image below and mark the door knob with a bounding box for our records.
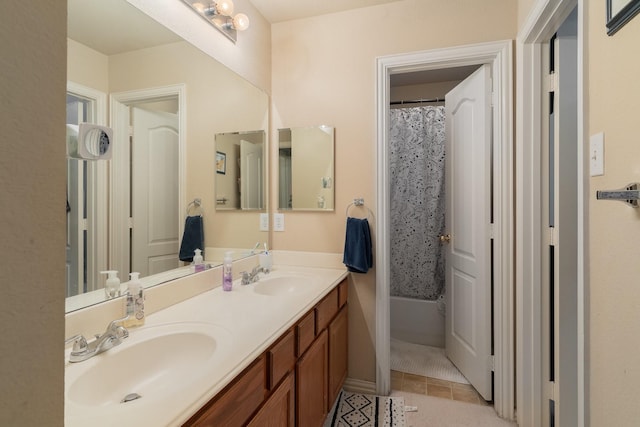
[439,234,451,243]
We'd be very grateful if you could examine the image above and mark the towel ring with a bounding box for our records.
[187,198,204,216]
[346,198,374,219]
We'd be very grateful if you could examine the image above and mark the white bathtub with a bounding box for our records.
[390,296,445,348]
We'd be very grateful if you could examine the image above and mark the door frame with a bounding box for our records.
[110,84,186,278]
[375,40,514,419]
[516,0,586,425]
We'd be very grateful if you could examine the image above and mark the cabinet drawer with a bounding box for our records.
[188,356,266,427]
[268,329,296,390]
[315,287,339,333]
[296,310,315,357]
[338,279,348,308]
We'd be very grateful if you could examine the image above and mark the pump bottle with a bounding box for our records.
[123,272,145,327]
[223,251,233,291]
[193,248,205,272]
[100,270,121,298]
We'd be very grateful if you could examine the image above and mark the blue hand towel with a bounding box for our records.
[343,217,373,273]
[179,215,204,262]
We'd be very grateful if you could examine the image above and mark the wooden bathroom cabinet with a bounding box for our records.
[184,278,348,427]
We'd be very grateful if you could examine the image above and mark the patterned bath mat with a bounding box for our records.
[324,390,406,427]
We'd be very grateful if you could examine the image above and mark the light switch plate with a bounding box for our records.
[590,132,604,176]
[259,213,269,231]
[273,213,285,232]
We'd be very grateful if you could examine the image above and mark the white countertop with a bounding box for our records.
[64,264,348,427]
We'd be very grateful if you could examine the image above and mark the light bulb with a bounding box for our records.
[232,13,250,31]
[216,0,234,15]
[191,2,206,13]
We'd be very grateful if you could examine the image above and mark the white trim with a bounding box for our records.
[375,40,514,420]
[343,378,377,395]
[516,1,586,426]
[109,84,187,278]
[66,82,108,292]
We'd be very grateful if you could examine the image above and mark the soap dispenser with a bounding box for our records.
[222,251,233,291]
[193,248,205,272]
[100,270,121,299]
[123,272,145,327]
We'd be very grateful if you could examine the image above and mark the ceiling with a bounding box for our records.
[248,0,405,23]
[68,0,182,55]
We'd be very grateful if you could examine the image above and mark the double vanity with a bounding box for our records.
[65,256,349,427]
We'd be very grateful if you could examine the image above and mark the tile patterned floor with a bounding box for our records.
[391,370,489,406]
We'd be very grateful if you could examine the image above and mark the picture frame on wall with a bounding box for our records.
[216,151,226,175]
[607,0,640,35]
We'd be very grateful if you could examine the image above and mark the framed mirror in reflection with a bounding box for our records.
[215,131,266,211]
[66,0,269,313]
[278,126,335,211]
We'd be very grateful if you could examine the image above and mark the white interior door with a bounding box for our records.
[240,139,263,210]
[444,64,493,400]
[131,107,180,276]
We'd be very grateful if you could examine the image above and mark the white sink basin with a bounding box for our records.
[252,275,314,296]
[66,322,231,408]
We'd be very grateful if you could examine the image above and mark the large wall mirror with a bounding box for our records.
[278,126,335,211]
[66,0,269,312]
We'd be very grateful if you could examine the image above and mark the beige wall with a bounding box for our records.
[517,0,538,29]
[67,39,109,94]
[0,2,66,426]
[271,0,517,383]
[587,0,640,423]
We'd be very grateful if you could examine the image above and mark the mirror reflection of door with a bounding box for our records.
[66,87,108,298]
[240,139,263,210]
[130,105,180,277]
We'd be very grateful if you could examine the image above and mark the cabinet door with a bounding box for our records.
[248,372,295,427]
[296,329,328,427]
[328,305,348,410]
[187,356,266,427]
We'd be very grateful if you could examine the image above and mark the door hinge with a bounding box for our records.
[546,72,556,92]
[489,223,496,239]
[81,218,88,231]
[128,217,133,229]
[490,355,495,372]
[546,381,557,400]
[128,125,134,137]
[546,227,557,246]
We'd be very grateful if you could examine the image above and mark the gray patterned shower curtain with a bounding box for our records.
[389,106,446,301]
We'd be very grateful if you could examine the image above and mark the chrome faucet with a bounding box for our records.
[241,266,263,285]
[65,316,129,363]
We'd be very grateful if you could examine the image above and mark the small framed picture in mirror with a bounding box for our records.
[216,151,226,175]
[607,0,640,35]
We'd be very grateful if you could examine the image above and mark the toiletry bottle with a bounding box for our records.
[193,248,205,272]
[223,251,233,291]
[123,272,145,327]
[100,270,121,299]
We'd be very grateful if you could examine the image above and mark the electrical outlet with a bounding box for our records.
[590,132,604,177]
[259,213,269,231]
[273,213,285,232]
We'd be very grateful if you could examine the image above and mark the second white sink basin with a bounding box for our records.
[66,322,231,408]
[252,275,314,296]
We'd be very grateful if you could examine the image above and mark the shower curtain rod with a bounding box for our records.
[390,97,445,105]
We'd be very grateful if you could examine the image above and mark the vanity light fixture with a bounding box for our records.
[181,0,250,43]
